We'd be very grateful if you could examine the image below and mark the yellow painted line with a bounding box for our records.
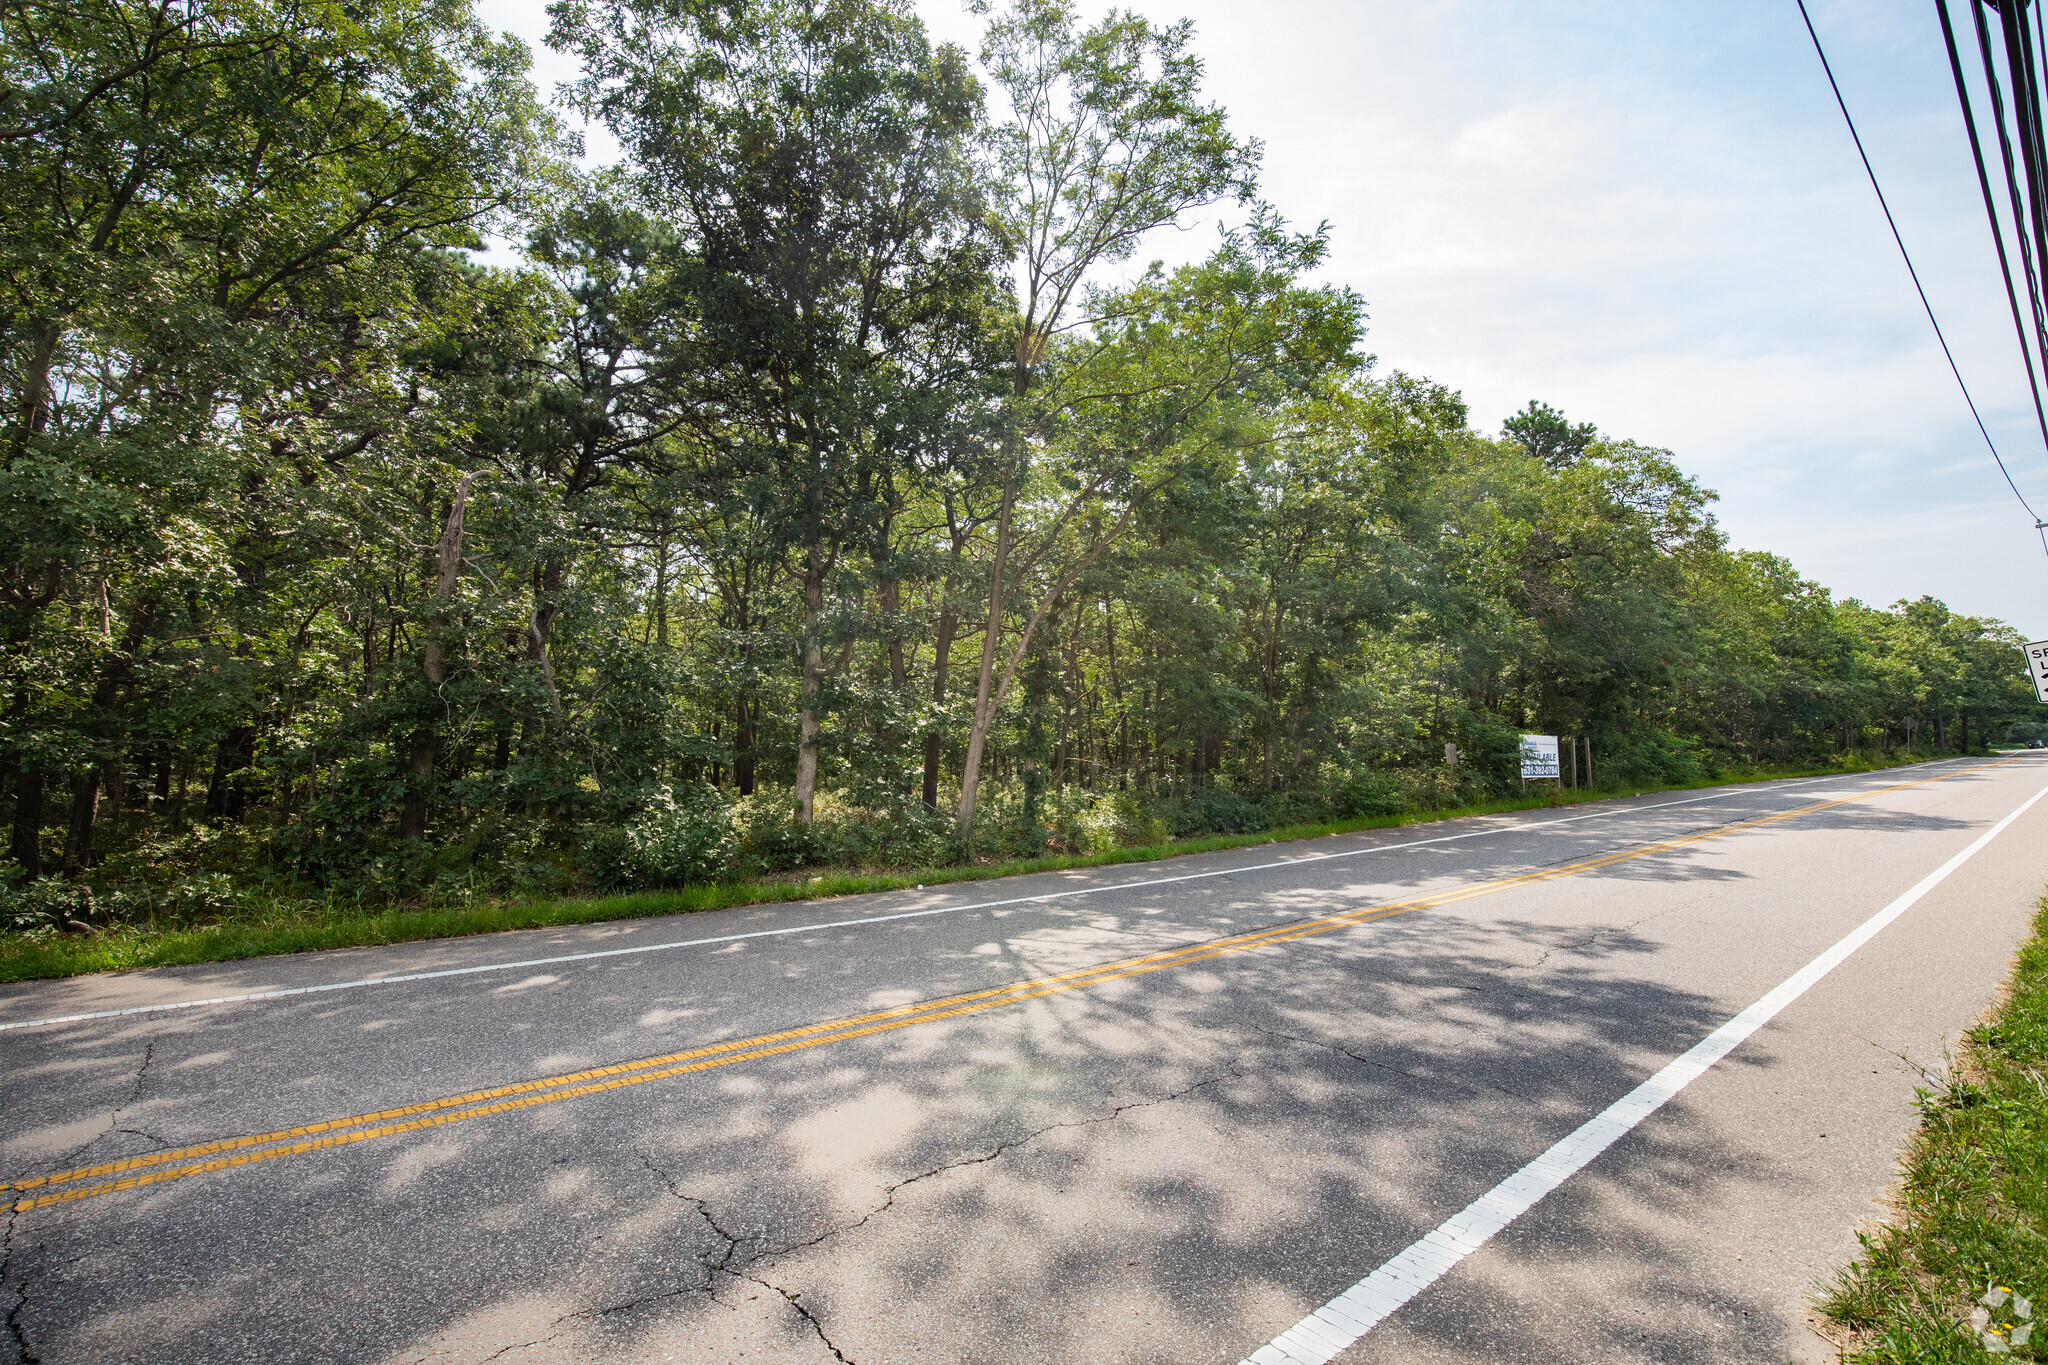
[9,758,2020,1213]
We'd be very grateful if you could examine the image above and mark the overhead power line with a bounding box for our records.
[1937,0,2048,456]
[1794,0,2048,563]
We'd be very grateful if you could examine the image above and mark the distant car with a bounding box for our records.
[2033,739,2046,749]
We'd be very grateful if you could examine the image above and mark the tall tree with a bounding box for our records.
[557,0,1001,823]
[1501,400,1597,468]
[1,0,554,866]
[954,0,1259,835]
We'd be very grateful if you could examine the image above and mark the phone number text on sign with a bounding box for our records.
[1520,734,1559,780]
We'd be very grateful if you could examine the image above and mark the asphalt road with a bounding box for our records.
[5,754,2046,1365]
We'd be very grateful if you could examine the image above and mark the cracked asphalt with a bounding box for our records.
[3,755,2045,1365]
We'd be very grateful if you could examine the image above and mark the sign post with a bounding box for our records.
[2026,639,2048,704]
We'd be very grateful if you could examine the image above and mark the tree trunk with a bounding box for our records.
[921,731,944,811]
[527,558,562,664]
[401,476,469,840]
[63,591,157,856]
[208,726,256,819]
[7,317,61,466]
[875,536,913,800]
[398,746,434,841]
[735,698,757,797]
[10,767,44,879]
[653,530,670,649]
[922,523,969,810]
[879,574,907,692]
[102,750,125,815]
[957,471,1019,835]
[1264,601,1280,789]
[957,461,1158,835]
[62,770,99,874]
[923,608,958,811]
[793,565,828,825]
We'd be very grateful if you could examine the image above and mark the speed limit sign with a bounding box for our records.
[2027,639,2048,704]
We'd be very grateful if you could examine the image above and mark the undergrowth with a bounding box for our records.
[0,749,1954,984]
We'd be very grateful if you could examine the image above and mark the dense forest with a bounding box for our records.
[3,0,2041,920]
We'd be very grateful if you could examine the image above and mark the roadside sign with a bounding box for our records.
[2028,639,2048,704]
[1519,734,1560,779]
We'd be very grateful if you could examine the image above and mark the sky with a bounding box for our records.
[478,0,2048,636]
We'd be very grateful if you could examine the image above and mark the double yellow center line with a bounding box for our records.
[9,759,2018,1213]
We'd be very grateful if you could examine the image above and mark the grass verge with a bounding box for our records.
[0,750,1951,986]
[1818,893,2048,1363]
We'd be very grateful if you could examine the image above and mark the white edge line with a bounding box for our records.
[1238,771,2048,1365]
[0,766,1966,1033]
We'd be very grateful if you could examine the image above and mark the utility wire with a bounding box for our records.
[1992,0,2048,330]
[1794,0,2048,553]
[1939,0,2048,454]
[1965,0,2048,392]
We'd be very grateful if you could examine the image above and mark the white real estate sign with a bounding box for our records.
[2027,639,2048,704]
[1519,733,1560,780]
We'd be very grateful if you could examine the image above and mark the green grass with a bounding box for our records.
[1818,894,2048,1363]
[0,749,1955,985]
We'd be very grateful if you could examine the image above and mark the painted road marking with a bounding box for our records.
[1,765,1972,1034]
[8,758,2020,1212]
[1239,773,2048,1365]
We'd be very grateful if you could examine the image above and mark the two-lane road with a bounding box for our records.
[5,755,2045,1364]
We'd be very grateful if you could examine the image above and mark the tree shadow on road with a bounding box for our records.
[0,888,1906,1364]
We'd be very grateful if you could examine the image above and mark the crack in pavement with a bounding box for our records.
[1242,1019,1530,1102]
[472,1332,552,1365]
[2,1202,36,1365]
[460,1280,721,1365]
[756,1074,1235,1265]
[114,1043,153,1121]
[45,1042,157,1181]
[1517,903,1689,972]
[112,1127,172,1148]
[569,1078,1234,1365]
[404,1157,737,1365]
[0,1037,105,1365]
[638,1152,760,1273]
[747,1274,854,1364]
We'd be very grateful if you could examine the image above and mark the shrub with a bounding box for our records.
[0,876,88,933]
[1336,770,1410,818]
[814,783,958,867]
[1603,730,1705,787]
[1399,767,1470,812]
[1077,791,1170,854]
[622,783,737,888]
[152,872,250,921]
[1159,786,1271,837]
[1451,708,1531,793]
[731,784,823,873]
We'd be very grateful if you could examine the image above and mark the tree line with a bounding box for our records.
[3,0,2040,909]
